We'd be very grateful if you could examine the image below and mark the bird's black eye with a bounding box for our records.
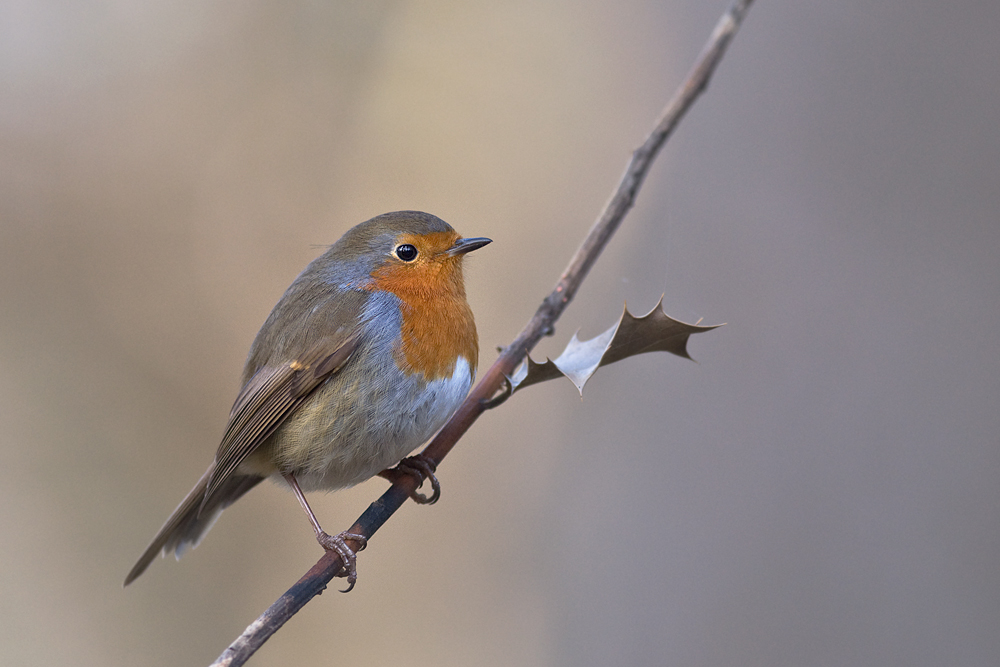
[395,244,418,262]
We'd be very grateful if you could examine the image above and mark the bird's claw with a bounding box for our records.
[317,530,367,592]
[380,454,441,504]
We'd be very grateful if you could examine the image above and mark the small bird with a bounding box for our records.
[124,211,490,589]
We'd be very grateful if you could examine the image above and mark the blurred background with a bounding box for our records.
[2,1,998,665]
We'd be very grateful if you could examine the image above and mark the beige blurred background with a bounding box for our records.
[2,1,999,665]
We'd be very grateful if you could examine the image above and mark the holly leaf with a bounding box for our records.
[507,297,722,395]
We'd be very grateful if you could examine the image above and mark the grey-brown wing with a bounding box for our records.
[202,330,361,504]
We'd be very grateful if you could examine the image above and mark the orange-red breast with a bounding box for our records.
[124,211,490,588]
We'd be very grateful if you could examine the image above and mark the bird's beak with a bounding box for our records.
[446,236,492,257]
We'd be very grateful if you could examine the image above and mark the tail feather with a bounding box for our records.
[124,465,264,586]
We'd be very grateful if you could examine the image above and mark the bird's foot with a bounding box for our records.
[378,454,441,505]
[317,531,367,593]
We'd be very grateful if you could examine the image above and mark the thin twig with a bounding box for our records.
[211,1,754,664]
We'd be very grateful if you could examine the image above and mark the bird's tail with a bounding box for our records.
[124,465,264,586]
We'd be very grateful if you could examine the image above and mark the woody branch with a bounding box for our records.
[211,1,755,664]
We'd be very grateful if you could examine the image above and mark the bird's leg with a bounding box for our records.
[377,454,441,505]
[283,473,366,592]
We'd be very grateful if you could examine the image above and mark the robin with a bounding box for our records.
[124,211,491,590]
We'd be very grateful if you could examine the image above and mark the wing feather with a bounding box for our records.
[202,330,362,506]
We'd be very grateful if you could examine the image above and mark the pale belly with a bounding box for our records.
[256,356,473,492]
